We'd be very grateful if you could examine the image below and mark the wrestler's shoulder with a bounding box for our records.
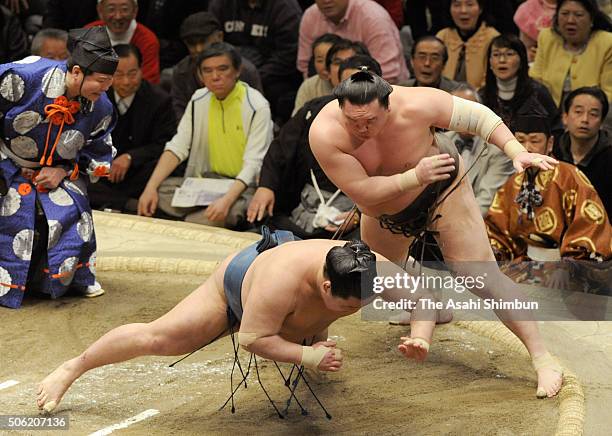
[392,85,448,103]
[310,101,347,142]
[392,86,447,112]
[312,98,341,123]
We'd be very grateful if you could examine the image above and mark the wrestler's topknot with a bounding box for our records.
[345,240,376,272]
[334,68,393,109]
[324,240,377,300]
[337,55,382,81]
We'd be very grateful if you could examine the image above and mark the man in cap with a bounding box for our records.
[0,26,118,308]
[171,11,262,120]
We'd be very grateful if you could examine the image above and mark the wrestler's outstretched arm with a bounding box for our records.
[415,87,558,172]
[239,272,342,372]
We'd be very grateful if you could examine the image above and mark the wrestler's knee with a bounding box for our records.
[143,324,175,355]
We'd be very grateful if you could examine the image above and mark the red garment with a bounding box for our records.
[375,0,404,28]
[85,20,160,84]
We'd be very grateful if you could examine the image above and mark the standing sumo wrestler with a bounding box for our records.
[309,68,563,398]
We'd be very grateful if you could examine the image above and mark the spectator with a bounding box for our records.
[485,107,611,291]
[31,28,69,61]
[298,0,409,84]
[43,0,98,30]
[248,55,382,238]
[138,43,273,230]
[436,0,500,88]
[480,34,559,133]
[292,33,342,114]
[325,39,370,88]
[530,0,612,107]
[88,44,176,213]
[514,0,557,61]
[409,1,521,41]
[208,0,303,124]
[553,87,612,220]
[0,4,28,63]
[445,84,514,216]
[401,35,461,92]
[86,0,160,84]
[171,11,262,120]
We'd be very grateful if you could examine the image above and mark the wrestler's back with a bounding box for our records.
[311,86,452,216]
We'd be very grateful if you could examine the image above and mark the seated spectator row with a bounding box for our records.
[3,0,610,128]
[0,0,609,269]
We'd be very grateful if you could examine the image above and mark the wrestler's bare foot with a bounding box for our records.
[531,352,563,398]
[37,359,81,413]
[389,309,453,326]
[398,336,429,362]
[536,366,563,398]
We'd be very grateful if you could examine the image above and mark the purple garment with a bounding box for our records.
[0,56,116,308]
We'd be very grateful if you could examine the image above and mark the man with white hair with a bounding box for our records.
[31,28,69,61]
[86,0,160,83]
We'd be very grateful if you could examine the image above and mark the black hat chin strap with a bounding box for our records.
[70,64,96,114]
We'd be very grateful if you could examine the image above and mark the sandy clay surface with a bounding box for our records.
[0,271,560,435]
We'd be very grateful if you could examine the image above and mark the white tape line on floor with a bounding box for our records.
[88,409,160,436]
[0,380,19,390]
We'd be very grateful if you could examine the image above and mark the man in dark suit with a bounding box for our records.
[88,43,176,212]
